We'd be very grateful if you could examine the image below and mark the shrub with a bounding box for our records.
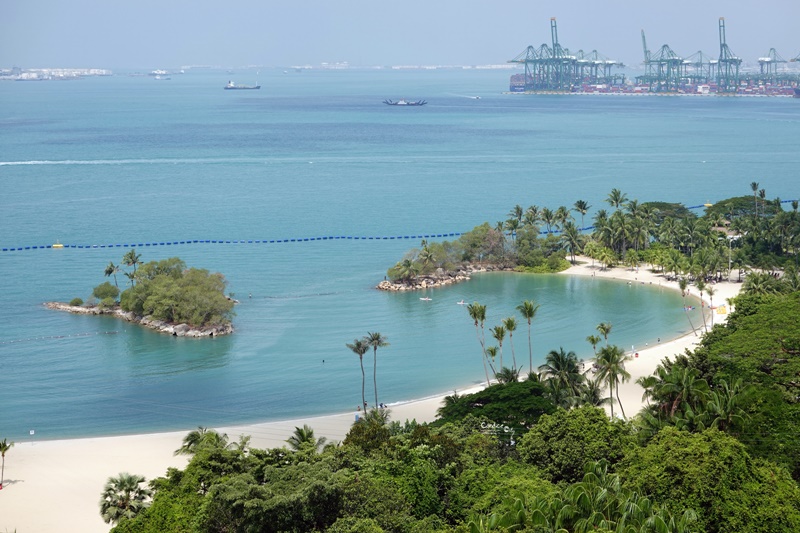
[93,281,120,301]
[69,297,84,307]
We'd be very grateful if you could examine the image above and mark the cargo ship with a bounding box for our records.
[225,81,260,90]
[383,99,426,106]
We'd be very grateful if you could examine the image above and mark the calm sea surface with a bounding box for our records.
[1,69,798,441]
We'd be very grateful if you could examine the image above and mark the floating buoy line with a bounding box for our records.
[1,233,465,252]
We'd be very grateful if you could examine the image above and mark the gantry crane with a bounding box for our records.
[716,18,742,93]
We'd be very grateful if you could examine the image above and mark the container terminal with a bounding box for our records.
[509,18,800,96]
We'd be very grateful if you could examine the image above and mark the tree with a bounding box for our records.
[365,331,389,408]
[751,181,759,218]
[502,316,518,371]
[99,472,153,524]
[678,277,698,336]
[490,325,506,370]
[573,199,591,231]
[595,345,631,419]
[706,285,716,328]
[696,278,708,333]
[0,438,13,489]
[516,299,540,374]
[467,302,491,386]
[538,347,583,397]
[347,338,370,410]
[596,321,613,346]
[122,249,142,286]
[586,334,602,356]
[606,188,629,211]
[174,426,230,455]
[286,424,328,453]
[104,261,120,288]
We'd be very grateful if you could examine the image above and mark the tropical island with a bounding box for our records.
[45,250,235,337]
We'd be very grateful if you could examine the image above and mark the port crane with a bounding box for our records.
[716,18,741,93]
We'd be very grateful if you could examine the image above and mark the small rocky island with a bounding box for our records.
[47,252,235,338]
[376,264,514,291]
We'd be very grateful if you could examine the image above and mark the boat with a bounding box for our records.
[383,99,426,106]
[420,297,432,301]
[52,241,63,249]
[225,81,261,90]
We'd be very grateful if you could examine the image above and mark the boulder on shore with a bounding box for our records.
[44,302,233,337]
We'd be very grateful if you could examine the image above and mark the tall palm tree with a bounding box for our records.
[347,338,370,410]
[99,472,153,524]
[596,322,613,346]
[485,346,499,377]
[677,277,698,336]
[595,345,631,419]
[538,347,583,396]
[122,249,141,275]
[560,221,582,263]
[695,279,708,333]
[0,438,13,489]
[286,424,328,453]
[706,286,716,328]
[502,316,518,370]
[104,262,120,289]
[573,199,591,232]
[516,299,540,374]
[750,181,759,218]
[490,325,506,370]
[467,302,491,386]
[365,331,389,408]
[508,204,524,222]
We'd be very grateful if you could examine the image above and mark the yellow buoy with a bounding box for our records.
[52,240,64,249]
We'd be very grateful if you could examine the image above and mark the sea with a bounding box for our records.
[1,68,798,442]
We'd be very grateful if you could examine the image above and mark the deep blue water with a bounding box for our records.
[1,68,798,441]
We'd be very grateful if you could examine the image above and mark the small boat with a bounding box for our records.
[457,300,466,305]
[52,240,64,249]
[420,297,432,301]
[383,99,426,106]
[225,81,261,90]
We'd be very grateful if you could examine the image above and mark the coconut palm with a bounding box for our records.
[490,325,506,370]
[677,277,698,336]
[347,338,370,410]
[596,322,613,346]
[574,376,613,408]
[595,345,631,419]
[99,472,153,524]
[695,279,708,333]
[706,285,716,328]
[496,366,520,384]
[122,249,142,282]
[502,316,518,371]
[560,221,582,263]
[606,188,629,211]
[174,426,230,455]
[538,347,583,396]
[485,346,499,377]
[104,262,120,289]
[586,334,602,356]
[573,199,591,231]
[286,424,328,453]
[0,438,13,489]
[365,331,389,407]
[467,302,491,386]
[750,181,759,218]
[516,299,540,374]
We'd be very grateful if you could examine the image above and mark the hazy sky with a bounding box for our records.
[4,1,799,69]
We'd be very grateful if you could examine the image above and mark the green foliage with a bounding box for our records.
[433,380,556,433]
[119,258,234,327]
[93,280,120,301]
[517,406,633,484]
[620,427,800,533]
[69,297,84,306]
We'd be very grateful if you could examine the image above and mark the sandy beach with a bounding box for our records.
[0,259,741,533]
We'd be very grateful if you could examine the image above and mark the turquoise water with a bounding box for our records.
[1,69,798,441]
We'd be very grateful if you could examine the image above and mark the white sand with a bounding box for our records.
[0,260,741,533]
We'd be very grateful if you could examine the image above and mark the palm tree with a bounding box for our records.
[347,338,370,410]
[485,346,499,377]
[496,366,520,384]
[574,376,613,408]
[516,299,540,374]
[508,204,524,222]
[99,472,153,524]
[0,438,13,489]
[538,347,583,396]
[706,285,716,328]
[286,424,328,453]
[174,426,229,455]
[606,188,629,211]
[596,321,612,346]
[467,302,491,386]
[122,249,142,283]
[595,345,631,419]
[677,277,698,336]
[502,316,518,371]
[750,181,759,218]
[695,279,708,333]
[104,261,120,289]
[365,332,389,408]
[490,325,506,370]
[586,334,602,356]
[560,221,582,263]
[573,199,591,231]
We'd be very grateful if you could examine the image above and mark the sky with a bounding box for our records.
[3,1,799,70]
